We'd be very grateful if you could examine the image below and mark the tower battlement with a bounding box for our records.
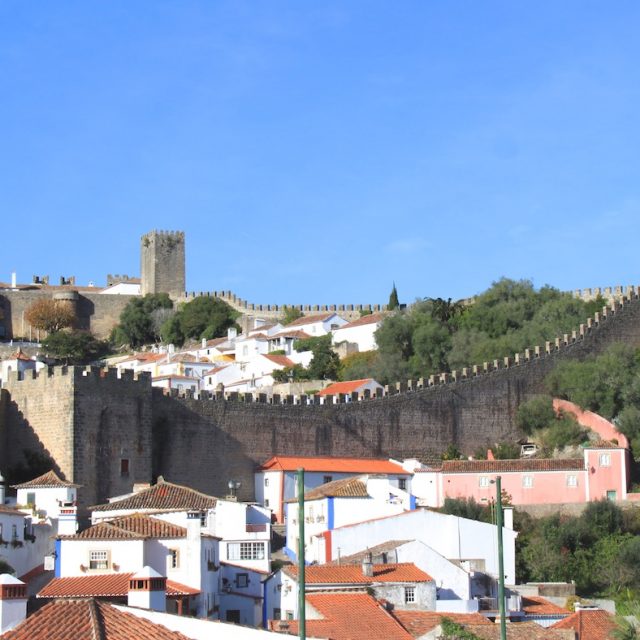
[140,230,186,297]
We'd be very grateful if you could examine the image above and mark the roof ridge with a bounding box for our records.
[88,599,104,640]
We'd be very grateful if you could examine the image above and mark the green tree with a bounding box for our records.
[439,497,490,523]
[160,296,238,346]
[42,331,110,365]
[387,283,399,310]
[339,351,379,381]
[111,293,173,347]
[516,395,556,435]
[307,335,341,381]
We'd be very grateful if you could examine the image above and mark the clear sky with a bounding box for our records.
[2,2,639,306]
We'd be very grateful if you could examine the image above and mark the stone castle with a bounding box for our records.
[1,231,640,512]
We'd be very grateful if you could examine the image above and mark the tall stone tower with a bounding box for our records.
[140,230,186,297]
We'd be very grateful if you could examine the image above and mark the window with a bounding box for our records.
[567,475,578,487]
[264,499,270,508]
[600,453,611,467]
[286,611,294,620]
[226,610,241,623]
[200,511,207,526]
[228,542,265,561]
[398,478,407,491]
[323,476,332,484]
[273,608,281,620]
[264,478,269,487]
[479,477,490,488]
[89,550,109,570]
[236,573,249,588]
[169,549,180,569]
[26,492,36,507]
[522,475,534,489]
[404,587,415,604]
[120,459,129,477]
[11,525,17,541]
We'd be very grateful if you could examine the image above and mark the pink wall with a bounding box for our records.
[442,470,587,506]
[553,399,629,448]
[585,448,628,500]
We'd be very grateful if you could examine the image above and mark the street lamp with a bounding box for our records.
[227,480,241,501]
[490,477,507,640]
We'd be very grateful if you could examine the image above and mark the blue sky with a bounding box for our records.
[2,2,639,306]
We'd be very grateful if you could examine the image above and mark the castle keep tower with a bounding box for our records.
[140,230,185,297]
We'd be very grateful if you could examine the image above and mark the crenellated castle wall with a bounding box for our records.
[2,290,640,508]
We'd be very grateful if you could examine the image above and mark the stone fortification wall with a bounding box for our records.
[1,367,153,511]
[2,291,640,509]
[141,230,185,297]
[0,290,135,340]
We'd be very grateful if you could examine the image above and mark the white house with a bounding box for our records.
[255,455,411,523]
[281,313,348,337]
[313,508,517,588]
[45,512,219,618]
[317,378,384,402]
[0,350,44,383]
[331,312,385,352]
[219,562,270,626]
[90,477,272,574]
[13,470,79,536]
[99,281,141,295]
[274,561,436,622]
[284,475,415,563]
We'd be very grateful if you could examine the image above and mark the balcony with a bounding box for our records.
[246,523,267,533]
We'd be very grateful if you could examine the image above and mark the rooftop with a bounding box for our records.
[283,312,337,327]
[391,611,491,637]
[283,562,432,584]
[1,598,192,639]
[91,477,217,513]
[551,608,617,640]
[326,540,412,565]
[61,513,187,540]
[259,455,408,475]
[318,378,380,396]
[460,621,574,639]
[521,596,570,616]
[12,470,80,489]
[336,312,386,329]
[38,573,200,599]
[437,459,585,473]
[286,476,370,502]
[269,592,414,640]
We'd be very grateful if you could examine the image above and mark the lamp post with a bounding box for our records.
[297,468,306,640]
[227,479,241,501]
[493,476,507,640]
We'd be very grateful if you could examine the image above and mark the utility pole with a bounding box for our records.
[297,468,306,640]
[495,475,507,640]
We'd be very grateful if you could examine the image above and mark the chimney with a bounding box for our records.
[362,552,374,578]
[128,566,167,612]
[0,473,5,505]
[227,327,237,341]
[201,338,207,349]
[10,273,16,289]
[0,575,27,633]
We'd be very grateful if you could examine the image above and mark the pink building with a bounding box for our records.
[412,400,631,508]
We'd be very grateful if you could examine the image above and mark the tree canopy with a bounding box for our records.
[25,299,75,333]
[161,296,239,346]
[42,331,110,365]
[111,293,174,348]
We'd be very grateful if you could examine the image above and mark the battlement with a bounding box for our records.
[2,365,151,387]
[573,284,638,303]
[141,230,185,242]
[106,274,138,286]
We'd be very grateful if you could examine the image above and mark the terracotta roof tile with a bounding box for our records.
[259,455,409,474]
[522,595,570,615]
[296,476,370,501]
[284,312,337,327]
[91,478,217,512]
[318,378,380,396]
[64,514,187,540]
[261,354,295,367]
[441,459,585,473]
[2,598,192,639]
[336,312,386,329]
[284,562,432,584]
[392,611,491,637]
[12,470,80,489]
[38,573,199,598]
[0,504,27,517]
[270,592,414,640]
[551,608,617,639]
[268,329,312,340]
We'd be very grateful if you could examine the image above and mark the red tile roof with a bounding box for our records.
[299,476,370,501]
[270,592,414,640]
[391,611,491,637]
[326,540,411,565]
[38,573,199,598]
[0,504,28,517]
[318,378,380,396]
[462,622,574,639]
[441,459,585,473]
[261,354,295,367]
[268,329,312,340]
[284,312,337,327]
[522,596,570,615]
[12,470,80,489]
[551,608,617,639]
[62,514,187,540]
[259,455,409,474]
[336,312,386,329]
[284,562,432,584]
[91,477,217,512]
[1,598,192,639]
